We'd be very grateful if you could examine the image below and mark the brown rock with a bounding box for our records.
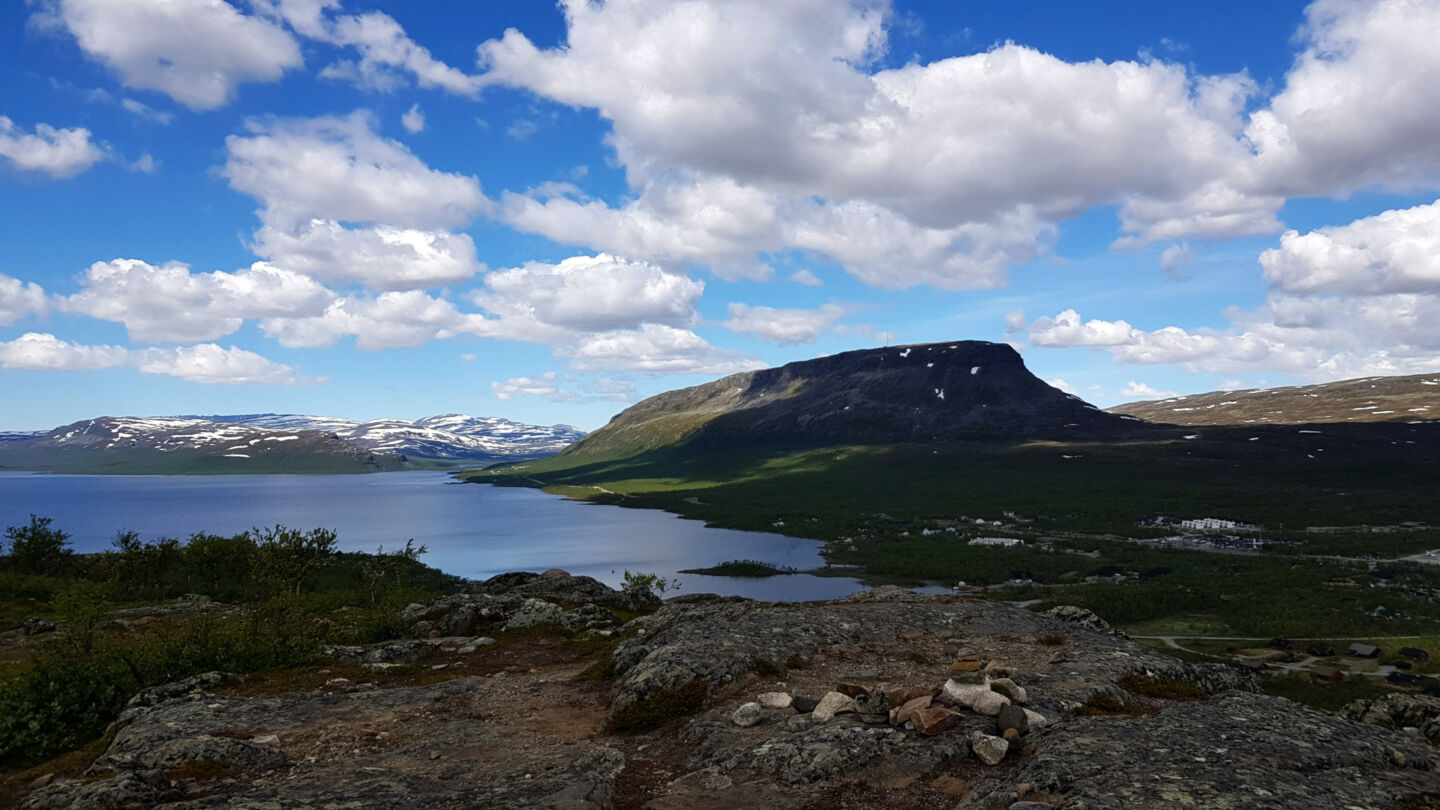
[895,695,933,726]
[990,678,1027,703]
[930,776,969,797]
[1003,728,1021,742]
[949,660,982,673]
[884,684,935,705]
[835,682,870,698]
[914,707,962,735]
[812,691,857,721]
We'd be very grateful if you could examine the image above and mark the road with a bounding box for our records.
[1133,634,1430,679]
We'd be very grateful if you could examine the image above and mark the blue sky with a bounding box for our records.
[3,0,1440,431]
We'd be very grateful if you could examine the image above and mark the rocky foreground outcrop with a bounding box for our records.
[18,578,1440,809]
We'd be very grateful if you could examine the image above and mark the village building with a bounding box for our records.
[1401,647,1431,662]
[1347,643,1381,658]
[969,536,1022,547]
[1309,667,1345,683]
[1180,517,1239,530]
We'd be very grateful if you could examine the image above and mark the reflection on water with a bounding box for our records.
[0,470,942,601]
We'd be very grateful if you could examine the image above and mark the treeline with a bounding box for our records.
[0,516,459,771]
[1,514,453,607]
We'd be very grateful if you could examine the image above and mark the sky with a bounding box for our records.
[3,0,1440,431]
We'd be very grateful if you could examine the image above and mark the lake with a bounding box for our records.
[0,470,927,600]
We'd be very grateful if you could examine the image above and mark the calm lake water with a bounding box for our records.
[0,470,914,600]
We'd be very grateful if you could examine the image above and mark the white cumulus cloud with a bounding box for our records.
[0,274,49,325]
[33,0,303,110]
[0,332,127,371]
[1259,199,1440,296]
[473,254,704,334]
[63,258,333,343]
[134,343,321,385]
[564,324,764,375]
[401,103,425,133]
[260,290,486,350]
[249,220,482,291]
[723,302,852,345]
[224,111,490,231]
[0,116,105,177]
[477,0,1266,286]
[1120,381,1179,400]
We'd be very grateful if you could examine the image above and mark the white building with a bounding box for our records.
[969,536,1022,547]
[1180,518,1237,530]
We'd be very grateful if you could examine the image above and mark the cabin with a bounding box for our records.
[1348,643,1381,658]
[1400,647,1431,663]
[1309,667,1344,683]
[1268,638,1294,650]
[1235,658,1268,673]
[1388,672,1421,686]
[1307,644,1336,657]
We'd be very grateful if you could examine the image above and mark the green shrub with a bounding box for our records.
[1118,675,1207,701]
[750,657,785,677]
[3,516,74,576]
[609,680,709,733]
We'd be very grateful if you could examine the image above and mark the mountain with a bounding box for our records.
[0,414,584,474]
[564,340,1136,457]
[1109,374,1440,426]
[199,413,584,462]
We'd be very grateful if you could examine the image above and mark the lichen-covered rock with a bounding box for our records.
[22,617,58,635]
[942,679,991,708]
[693,722,966,785]
[733,702,765,727]
[1043,604,1123,636]
[757,691,792,709]
[559,603,623,630]
[41,676,624,810]
[972,690,1011,717]
[503,598,566,630]
[603,594,1252,724]
[21,768,180,810]
[475,570,656,611]
[970,730,1009,765]
[966,691,1440,809]
[1343,693,1440,743]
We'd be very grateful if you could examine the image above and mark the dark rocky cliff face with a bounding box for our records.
[567,341,1138,457]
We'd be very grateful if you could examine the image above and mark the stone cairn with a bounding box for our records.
[731,647,1048,766]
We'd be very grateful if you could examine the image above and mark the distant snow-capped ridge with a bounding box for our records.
[188,413,586,460]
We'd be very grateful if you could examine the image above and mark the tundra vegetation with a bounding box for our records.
[471,439,1440,639]
[0,517,453,770]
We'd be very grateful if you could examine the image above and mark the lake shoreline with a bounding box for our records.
[0,470,905,601]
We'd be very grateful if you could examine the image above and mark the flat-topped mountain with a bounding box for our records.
[0,413,585,474]
[565,341,1134,457]
[1110,373,1440,427]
